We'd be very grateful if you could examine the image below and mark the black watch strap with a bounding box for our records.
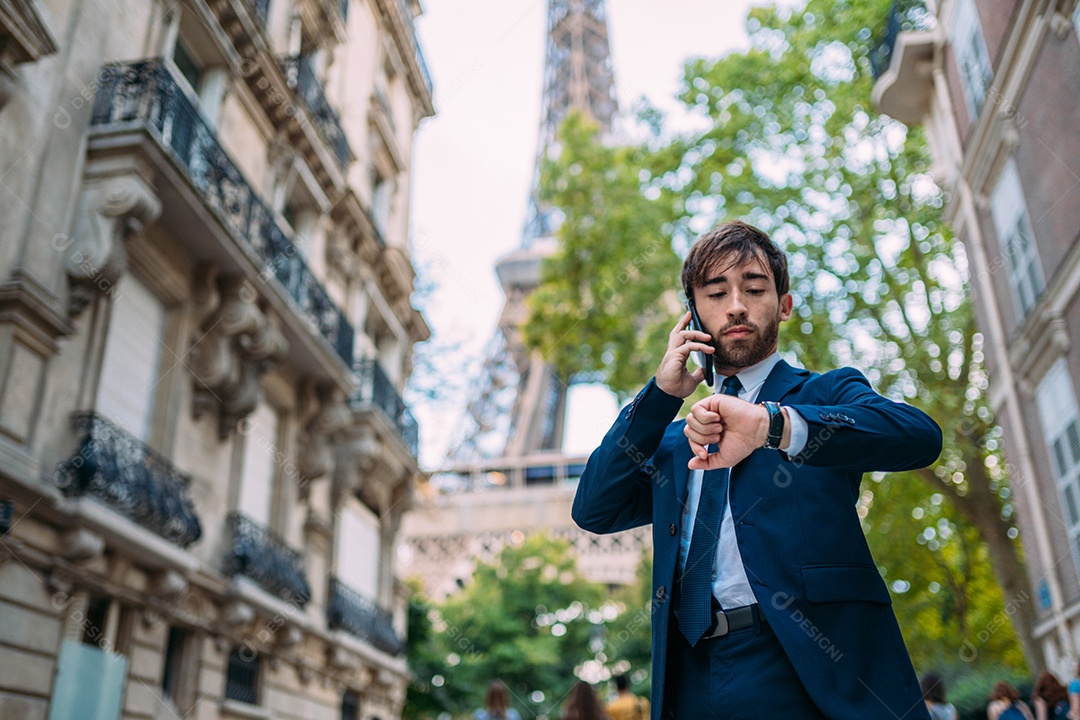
[761,401,784,450]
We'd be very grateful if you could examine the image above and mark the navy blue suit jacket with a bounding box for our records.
[572,360,941,720]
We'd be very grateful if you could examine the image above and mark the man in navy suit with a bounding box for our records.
[572,221,940,719]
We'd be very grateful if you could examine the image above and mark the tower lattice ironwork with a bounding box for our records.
[401,0,651,597]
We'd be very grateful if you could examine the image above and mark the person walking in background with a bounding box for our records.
[559,681,608,720]
[987,680,1035,720]
[605,673,649,720]
[921,672,958,720]
[1033,671,1071,720]
[1068,662,1080,720]
[474,680,521,720]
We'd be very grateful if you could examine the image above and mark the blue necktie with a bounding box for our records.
[678,374,743,646]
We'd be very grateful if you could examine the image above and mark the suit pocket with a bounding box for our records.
[801,563,891,605]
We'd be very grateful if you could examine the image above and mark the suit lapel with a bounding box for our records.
[757,358,810,403]
[673,420,694,511]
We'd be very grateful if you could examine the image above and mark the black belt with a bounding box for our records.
[701,603,764,639]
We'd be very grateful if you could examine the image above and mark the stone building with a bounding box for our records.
[0,0,432,718]
[872,0,1080,674]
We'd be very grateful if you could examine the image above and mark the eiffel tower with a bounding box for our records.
[400,0,650,597]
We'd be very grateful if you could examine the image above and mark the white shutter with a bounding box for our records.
[337,503,380,598]
[96,276,165,441]
[238,401,278,526]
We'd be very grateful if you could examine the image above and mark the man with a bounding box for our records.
[572,221,940,720]
[605,673,649,720]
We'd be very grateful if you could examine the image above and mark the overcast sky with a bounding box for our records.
[408,0,760,467]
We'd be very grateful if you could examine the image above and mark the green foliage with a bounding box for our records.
[524,0,1033,676]
[403,534,612,719]
[524,112,683,401]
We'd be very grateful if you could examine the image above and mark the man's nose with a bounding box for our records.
[728,291,748,317]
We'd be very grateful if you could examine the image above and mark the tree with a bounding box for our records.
[523,0,1037,670]
[402,533,611,719]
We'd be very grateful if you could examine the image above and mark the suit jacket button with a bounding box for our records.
[656,585,666,600]
[669,523,677,536]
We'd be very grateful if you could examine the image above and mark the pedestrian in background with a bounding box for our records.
[559,681,608,720]
[1033,671,1071,720]
[987,680,1035,720]
[920,672,958,720]
[474,680,521,720]
[605,674,649,720]
[1068,662,1080,720]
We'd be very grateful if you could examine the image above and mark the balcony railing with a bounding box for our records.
[247,0,270,25]
[55,412,202,548]
[327,577,405,655]
[869,0,935,79]
[281,55,351,168]
[90,60,355,368]
[352,359,419,456]
[397,0,433,95]
[224,512,312,606]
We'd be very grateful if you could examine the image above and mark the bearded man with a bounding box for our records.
[572,221,940,720]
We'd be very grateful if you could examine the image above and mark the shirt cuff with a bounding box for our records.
[783,407,808,455]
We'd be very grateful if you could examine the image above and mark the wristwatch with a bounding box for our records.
[760,401,785,450]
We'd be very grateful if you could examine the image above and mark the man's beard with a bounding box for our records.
[711,311,780,369]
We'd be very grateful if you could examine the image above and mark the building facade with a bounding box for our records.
[873,0,1080,674]
[0,0,433,718]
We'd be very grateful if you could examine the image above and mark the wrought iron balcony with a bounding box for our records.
[352,358,419,456]
[247,0,270,25]
[327,577,405,655]
[869,0,934,79]
[90,60,355,368]
[55,412,202,548]
[281,55,351,168]
[224,512,312,606]
[397,0,433,95]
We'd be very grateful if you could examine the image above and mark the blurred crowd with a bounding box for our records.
[920,664,1080,720]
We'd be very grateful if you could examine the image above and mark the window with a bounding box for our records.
[991,160,1044,319]
[341,691,361,720]
[172,39,203,95]
[96,275,166,441]
[371,168,394,235]
[225,647,260,705]
[161,626,191,703]
[237,400,280,526]
[1036,359,1080,578]
[337,502,380,599]
[951,0,993,118]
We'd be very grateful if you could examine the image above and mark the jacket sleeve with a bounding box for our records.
[571,378,684,535]
[784,367,943,473]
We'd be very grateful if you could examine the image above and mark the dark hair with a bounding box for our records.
[681,220,790,300]
[484,680,511,718]
[990,680,1021,703]
[1034,671,1068,706]
[614,673,629,692]
[920,673,946,703]
[561,681,605,720]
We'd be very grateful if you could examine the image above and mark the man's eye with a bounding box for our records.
[709,292,726,299]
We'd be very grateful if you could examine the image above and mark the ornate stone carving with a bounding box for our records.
[65,174,161,317]
[188,267,287,438]
[59,528,105,562]
[331,425,380,503]
[297,384,351,493]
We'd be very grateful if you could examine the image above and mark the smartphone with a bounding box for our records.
[687,300,714,388]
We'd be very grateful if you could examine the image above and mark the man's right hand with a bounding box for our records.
[655,311,713,398]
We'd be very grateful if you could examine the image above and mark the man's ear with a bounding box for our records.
[779,293,794,321]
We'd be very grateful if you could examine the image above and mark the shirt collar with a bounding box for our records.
[714,351,781,399]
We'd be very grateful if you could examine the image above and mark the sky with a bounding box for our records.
[408,0,761,468]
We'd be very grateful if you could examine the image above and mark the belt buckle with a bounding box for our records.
[706,609,729,639]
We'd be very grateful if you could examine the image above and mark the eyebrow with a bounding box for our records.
[702,271,771,286]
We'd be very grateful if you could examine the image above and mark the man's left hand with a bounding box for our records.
[684,394,770,470]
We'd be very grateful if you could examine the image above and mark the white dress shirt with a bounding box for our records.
[677,352,809,608]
